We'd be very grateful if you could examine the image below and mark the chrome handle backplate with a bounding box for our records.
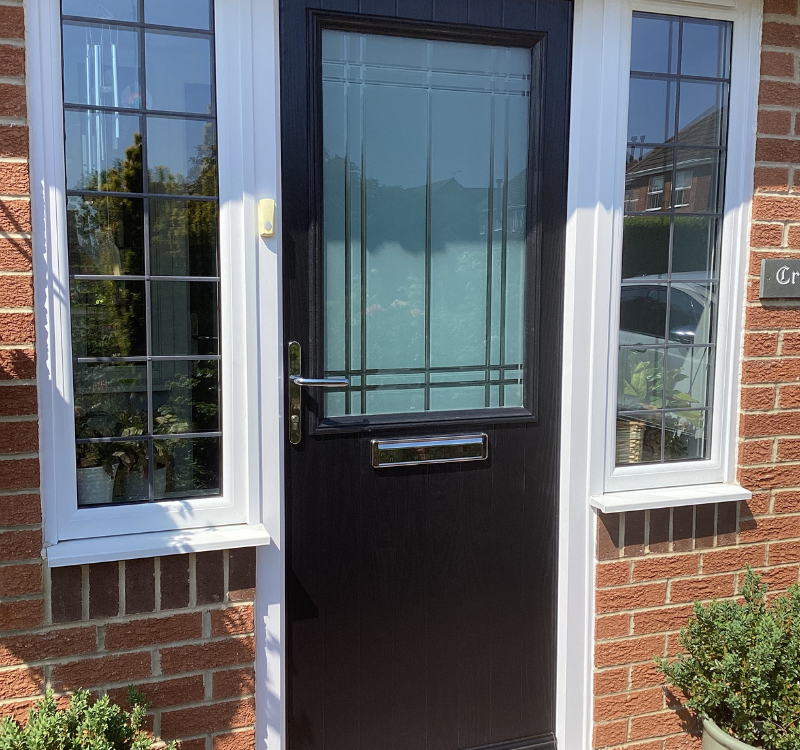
[287,341,349,445]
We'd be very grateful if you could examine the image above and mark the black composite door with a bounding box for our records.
[280,2,572,750]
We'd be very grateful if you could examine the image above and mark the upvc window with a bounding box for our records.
[30,0,269,563]
[616,13,730,469]
[566,0,759,507]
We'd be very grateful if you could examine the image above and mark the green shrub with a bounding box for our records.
[0,688,176,750]
[657,568,800,749]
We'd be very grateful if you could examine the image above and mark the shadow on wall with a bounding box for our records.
[597,500,749,559]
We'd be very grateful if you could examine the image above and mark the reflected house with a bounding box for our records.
[624,105,723,213]
[480,169,527,239]
[324,151,526,249]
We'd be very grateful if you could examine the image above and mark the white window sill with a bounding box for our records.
[590,482,752,514]
[43,524,271,567]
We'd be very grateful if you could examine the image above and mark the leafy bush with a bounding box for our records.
[657,569,800,749]
[0,688,175,750]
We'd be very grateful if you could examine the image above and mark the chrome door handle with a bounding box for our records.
[290,375,349,387]
[288,341,349,445]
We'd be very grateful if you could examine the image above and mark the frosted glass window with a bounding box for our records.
[321,30,531,416]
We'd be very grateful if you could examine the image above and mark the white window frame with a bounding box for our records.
[674,168,693,207]
[645,173,665,210]
[587,0,760,500]
[27,0,270,564]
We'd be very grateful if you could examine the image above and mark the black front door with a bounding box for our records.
[280,2,571,749]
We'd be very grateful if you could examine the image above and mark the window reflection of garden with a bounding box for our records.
[323,150,526,415]
[69,123,220,504]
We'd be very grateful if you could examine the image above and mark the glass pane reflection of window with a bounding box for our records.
[321,31,531,417]
[616,13,731,466]
[61,0,222,506]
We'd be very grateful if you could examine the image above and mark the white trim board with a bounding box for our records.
[590,483,752,514]
[45,524,271,567]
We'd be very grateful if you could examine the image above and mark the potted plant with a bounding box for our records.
[617,351,701,463]
[75,441,118,505]
[74,409,119,505]
[657,569,800,750]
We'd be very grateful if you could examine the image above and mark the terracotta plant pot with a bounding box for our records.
[703,719,760,750]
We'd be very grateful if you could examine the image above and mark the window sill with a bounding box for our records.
[44,524,271,567]
[590,482,752,514]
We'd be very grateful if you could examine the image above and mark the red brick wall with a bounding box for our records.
[0,7,258,749]
[593,0,800,747]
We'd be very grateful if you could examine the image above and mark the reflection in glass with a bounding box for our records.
[153,437,220,499]
[152,359,219,434]
[616,411,662,465]
[681,20,731,78]
[665,346,712,409]
[677,81,728,146]
[322,30,531,417]
[63,0,138,22]
[76,439,149,506]
[64,0,222,506]
[147,116,217,195]
[630,14,678,75]
[675,149,722,213]
[67,195,144,275]
[145,32,213,114]
[672,217,717,277]
[617,13,730,465]
[70,280,146,357]
[149,199,218,276]
[665,409,708,460]
[668,283,716,346]
[617,348,663,412]
[627,78,675,145]
[62,22,140,109]
[619,284,667,346]
[150,281,218,356]
[73,361,147,438]
[65,110,142,192]
[621,216,670,279]
[625,146,671,212]
[144,0,211,30]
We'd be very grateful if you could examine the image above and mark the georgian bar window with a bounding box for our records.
[616,13,731,466]
[61,0,221,505]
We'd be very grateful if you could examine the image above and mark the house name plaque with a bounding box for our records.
[760,258,800,299]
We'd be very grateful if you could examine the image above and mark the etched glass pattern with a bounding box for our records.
[62,0,221,505]
[321,31,531,417]
[616,13,731,465]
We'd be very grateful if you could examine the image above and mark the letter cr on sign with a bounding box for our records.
[760,259,800,299]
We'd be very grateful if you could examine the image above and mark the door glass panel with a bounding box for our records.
[321,30,531,416]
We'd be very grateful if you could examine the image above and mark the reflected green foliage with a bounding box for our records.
[148,120,218,196]
[68,196,144,275]
[155,437,219,497]
[621,215,670,278]
[619,350,697,411]
[150,199,217,276]
[154,361,218,434]
[70,281,146,358]
[79,131,144,193]
[657,569,800,750]
[0,688,175,750]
